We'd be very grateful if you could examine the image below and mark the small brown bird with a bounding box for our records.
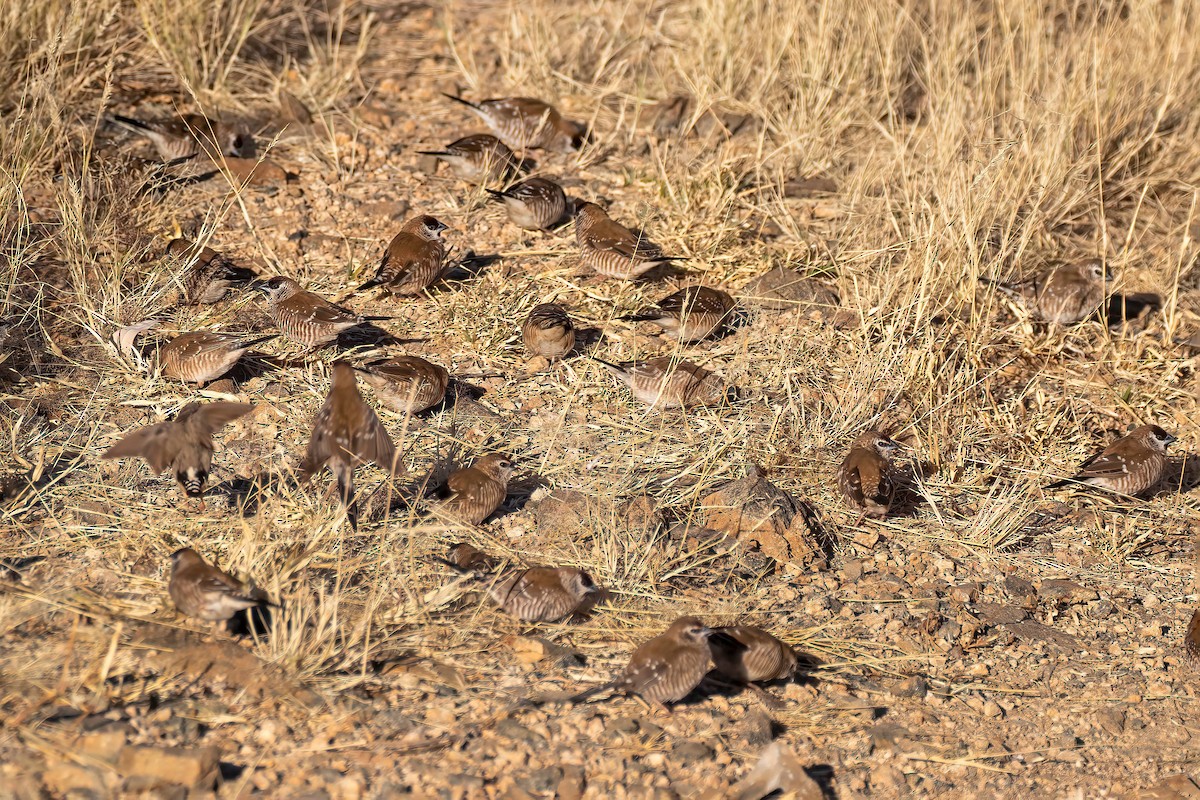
[159,332,275,386]
[358,215,450,296]
[594,356,735,409]
[418,134,517,183]
[980,258,1111,325]
[164,237,256,304]
[574,201,682,279]
[256,276,384,349]
[1046,424,1176,496]
[708,625,798,685]
[568,616,713,709]
[489,567,601,622]
[432,453,516,525]
[354,356,450,415]
[487,178,568,231]
[522,304,575,361]
[443,94,585,152]
[301,362,399,525]
[446,542,499,572]
[102,401,254,508]
[1185,609,1200,659]
[169,548,272,623]
[111,112,253,162]
[621,286,735,342]
[837,430,902,521]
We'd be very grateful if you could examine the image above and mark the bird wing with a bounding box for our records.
[445,467,482,497]
[589,217,662,259]
[1070,450,1127,480]
[196,567,247,595]
[310,295,362,324]
[190,402,254,437]
[101,422,179,473]
[353,409,398,472]
[303,404,337,473]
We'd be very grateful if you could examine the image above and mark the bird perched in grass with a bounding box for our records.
[256,276,388,350]
[522,303,576,361]
[488,567,602,623]
[102,401,254,509]
[487,177,568,231]
[836,430,903,522]
[111,112,253,162]
[1045,424,1176,497]
[357,215,450,296]
[574,201,683,279]
[979,258,1111,325]
[418,134,517,183]
[164,237,257,305]
[442,94,586,152]
[621,286,735,342]
[594,356,735,409]
[301,361,399,528]
[169,547,274,624]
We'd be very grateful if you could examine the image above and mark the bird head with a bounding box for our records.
[1141,424,1177,451]
[170,548,201,571]
[668,616,711,644]
[253,276,300,302]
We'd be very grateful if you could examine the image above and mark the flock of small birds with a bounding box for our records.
[91,91,1184,712]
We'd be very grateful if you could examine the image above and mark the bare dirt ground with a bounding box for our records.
[3,0,1200,798]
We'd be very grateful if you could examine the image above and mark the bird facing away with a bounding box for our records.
[256,276,382,349]
[159,332,275,387]
[487,178,568,231]
[432,453,516,526]
[836,430,902,520]
[443,94,585,152]
[418,134,517,183]
[446,542,499,572]
[111,113,253,162]
[522,303,575,361]
[594,356,735,409]
[622,286,736,342]
[102,401,253,508]
[574,202,682,279]
[301,362,399,523]
[980,258,1111,325]
[169,548,272,623]
[359,215,450,296]
[566,616,713,709]
[164,237,257,304]
[1046,424,1176,497]
[708,625,799,685]
[489,567,601,622]
[354,356,450,415]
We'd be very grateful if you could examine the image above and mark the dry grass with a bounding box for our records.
[2,0,1199,793]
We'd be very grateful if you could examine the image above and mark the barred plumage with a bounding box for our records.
[164,237,256,304]
[355,355,449,414]
[101,401,253,507]
[522,303,575,361]
[594,356,734,409]
[418,134,517,183]
[302,362,399,525]
[432,453,515,525]
[574,201,681,279]
[1046,424,1175,496]
[488,178,568,230]
[622,286,735,342]
[981,258,1111,325]
[443,95,585,152]
[619,616,712,706]
[169,548,270,623]
[489,567,600,622]
[359,215,449,296]
[708,625,798,684]
[159,332,275,386]
[111,113,253,162]
[257,276,375,348]
[836,430,902,519]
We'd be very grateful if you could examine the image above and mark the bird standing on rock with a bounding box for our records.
[358,215,450,296]
[574,201,683,280]
[256,276,385,350]
[442,94,585,152]
[301,362,399,527]
[1046,424,1176,497]
[169,548,274,624]
[102,401,254,509]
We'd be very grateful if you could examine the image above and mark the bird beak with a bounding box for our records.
[1165,433,1179,445]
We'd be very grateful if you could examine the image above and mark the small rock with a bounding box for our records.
[358,199,410,221]
[117,745,219,790]
[675,741,714,763]
[783,176,838,197]
[1039,579,1099,605]
[730,742,823,800]
[739,267,839,311]
[889,676,927,698]
[556,766,586,800]
[699,464,821,566]
[42,762,112,796]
